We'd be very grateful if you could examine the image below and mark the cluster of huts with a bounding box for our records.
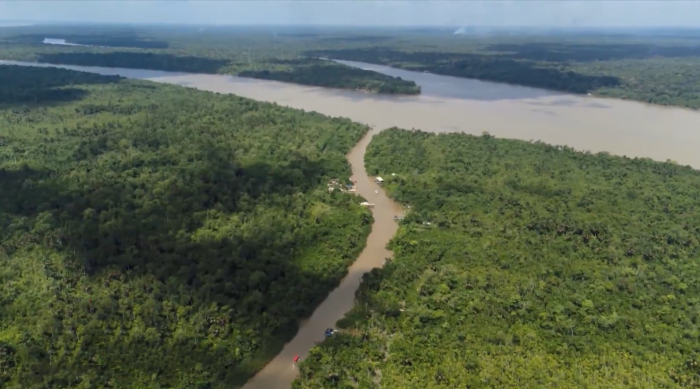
[327,178,356,194]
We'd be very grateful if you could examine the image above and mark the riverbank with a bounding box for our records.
[311,47,700,111]
[5,58,700,388]
[3,59,700,170]
[332,58,700,114]
[0,44,421,95]
[298,127,700,389]
[0,64,379,389]
[240,128,403,389]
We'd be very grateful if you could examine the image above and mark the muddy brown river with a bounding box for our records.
[3,59,700,388]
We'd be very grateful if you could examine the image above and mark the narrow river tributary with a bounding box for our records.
[3,59,700,388]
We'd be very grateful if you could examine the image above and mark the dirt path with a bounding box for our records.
[240,127,403,389]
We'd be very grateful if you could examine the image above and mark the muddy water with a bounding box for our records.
[3,59,699,167]
[4,59,700,388]
[241,128,402,389]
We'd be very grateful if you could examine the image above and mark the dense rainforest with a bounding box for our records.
[308,39,700,109]
[4,25,700,105]
[31,53,419,95]
[13,33,170,49]
[0,64,373,389]
[308,48,623,94]
[238,58,420,94]
[0,29,421,95]
[295,129,700,388]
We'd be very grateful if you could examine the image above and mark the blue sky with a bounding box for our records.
[1,1,698,28]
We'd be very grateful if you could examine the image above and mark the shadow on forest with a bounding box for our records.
[0,153,346,384]
[2,153,330,275]
[485,42,700,62]
[36,52,231,74]
[0,166,68,217]
[0,64,122,107]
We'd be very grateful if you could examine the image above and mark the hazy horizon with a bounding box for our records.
[4,21,700,31]
[1,1,699,28]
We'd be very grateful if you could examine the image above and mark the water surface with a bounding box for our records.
[2,59,697,168]
[3,58,700,389]
[43,38,87,47]
[242,129,402,389]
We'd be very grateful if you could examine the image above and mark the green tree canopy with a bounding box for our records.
[0,65,372,389]
[296,128,700,389]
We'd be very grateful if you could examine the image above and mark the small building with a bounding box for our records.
[375,177,384,183]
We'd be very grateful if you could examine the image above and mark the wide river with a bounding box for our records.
[3,59,700,389]
[2,59,700,168]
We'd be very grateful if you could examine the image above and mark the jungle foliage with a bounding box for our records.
[0,64,373,389]
[295,128,700,388]
[5,25,700,104]
[308,37,700,109]
[13,33,170,49]
[308,48,622,94]
[0,28,420,95]
[238,58,420,94]
[36,52,232,74]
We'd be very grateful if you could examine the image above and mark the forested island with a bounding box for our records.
[34,53,420,95]
[308,40,700,109]
[308,47,622,94]
[0,64,373,388]
[4,25,700,106]
[295,129,700,388]
[0,35,421,95]
[238,58,420,94]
